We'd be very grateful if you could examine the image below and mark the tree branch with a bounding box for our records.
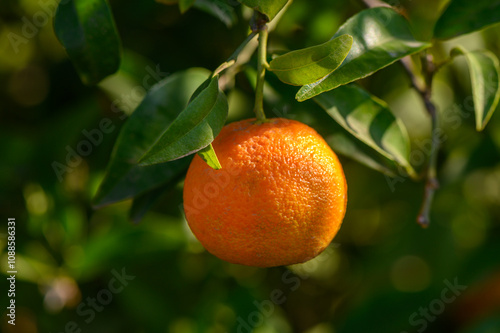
[362,2,441,227]
[251,11,269,123]
[403,54,440,228]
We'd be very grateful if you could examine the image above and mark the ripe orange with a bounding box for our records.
[183,118,347,267]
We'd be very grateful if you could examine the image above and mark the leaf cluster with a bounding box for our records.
[52,0,500,221]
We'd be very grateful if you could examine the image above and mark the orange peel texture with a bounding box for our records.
[183,118,347,267]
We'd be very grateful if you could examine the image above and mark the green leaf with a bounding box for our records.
[139,76,228,166]
[296,7,430,102]
[93,68,210,207]
[193,0,237,28]
[433,0,500,40]
[179,0,196,13]
[315,84,416,178]
[326,132,399,177]
[54,0,121,85]
[197,143,222,169]
[238,0,288,21]
[269,34,353,86]
[452,47,500,131]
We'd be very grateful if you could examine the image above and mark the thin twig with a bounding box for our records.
[219,0,292,90]
[251,11,269,122]
[410,54,440,228]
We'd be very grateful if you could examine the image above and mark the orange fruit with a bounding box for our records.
[183,118,347,267]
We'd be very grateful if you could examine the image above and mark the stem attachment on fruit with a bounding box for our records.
[251,11,269,123]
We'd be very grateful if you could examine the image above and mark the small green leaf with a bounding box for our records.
[296,7,430,101]
[179,0,196,13]
[197,143,222,170]
[194,0,237,28]
[238,0,288,21]
[452,47,500,131]
[54,0,121,85]
[315,84,416,178]
[269,35,353,86]
[139,76,228,165]
[434,0,500,40]
[93,68,210,207]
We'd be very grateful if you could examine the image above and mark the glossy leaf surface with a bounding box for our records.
[296,7,430,101]
[93,69,209,207]
[315,84,416,177]
[434,0,500,39]
[54,0,121,85]
[269,35,353,86]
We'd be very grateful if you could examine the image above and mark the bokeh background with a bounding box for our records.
[1,0,500,332]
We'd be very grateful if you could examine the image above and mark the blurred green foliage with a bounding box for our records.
[1,0,500,332]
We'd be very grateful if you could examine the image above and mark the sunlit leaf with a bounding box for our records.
[315,84,416,178]
[139,76,228,165]
[238,0,288,21]
[54,0,121,85]
[93,68,210,207]
[451,47,500,131]
[197,144,222,169]
[269,34,353,86]
[434,0,500,40]
[296,7,430,101]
